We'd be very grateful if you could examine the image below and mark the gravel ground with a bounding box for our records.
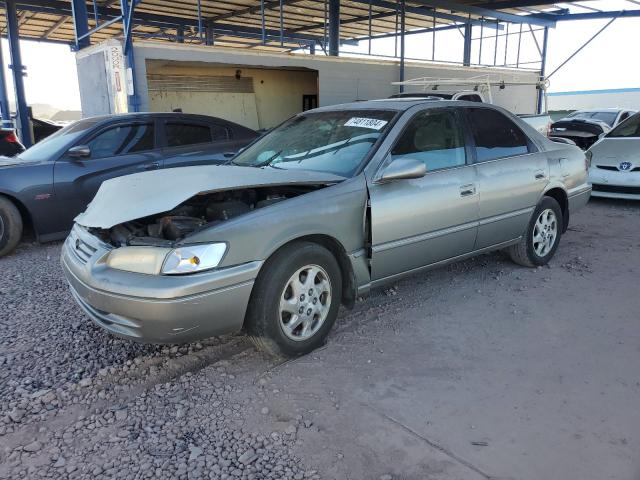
[1,198,639,480]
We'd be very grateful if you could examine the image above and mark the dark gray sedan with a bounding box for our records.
[62,100,591,357]
[0,113,257,256]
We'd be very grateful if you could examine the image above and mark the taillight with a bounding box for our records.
[4,132,19,144]
[546,121,551,137]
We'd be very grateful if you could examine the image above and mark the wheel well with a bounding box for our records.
[0,193,33,234]
[270,235,357,309]
[544,188,569,232]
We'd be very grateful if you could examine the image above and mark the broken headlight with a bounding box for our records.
[161,243,227,275]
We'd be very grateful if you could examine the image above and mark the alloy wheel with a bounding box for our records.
[279,264,332,341]
[533,208,558,257]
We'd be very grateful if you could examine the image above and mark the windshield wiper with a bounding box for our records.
[252,150,283,168]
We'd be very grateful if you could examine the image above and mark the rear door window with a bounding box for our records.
[466,108,530,162]
[166,123,213,147]
[210,124,230,141]
[86,123,155,159]
[391,109,466,171]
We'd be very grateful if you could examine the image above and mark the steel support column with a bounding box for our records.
[328,0,339,56]
[5,0,31,146]
[399,0,405,92]
[463,22,472,66]
[537,26,548,114]
[71,0,90,49]
[121,0,139,112]
[205,20,214,46]
[0,42,12,128]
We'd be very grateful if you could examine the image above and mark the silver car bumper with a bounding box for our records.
[61,225,260,343]
[589,167,640,200]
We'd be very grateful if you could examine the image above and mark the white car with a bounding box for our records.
[566,108,637,128]
[588,112,640,199]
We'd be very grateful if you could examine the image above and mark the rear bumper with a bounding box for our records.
[61,226,260,343]
[568,185,592,212]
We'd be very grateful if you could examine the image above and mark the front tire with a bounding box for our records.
[245,241,342,357]
[0,196,23,258]
[508,196,563,267]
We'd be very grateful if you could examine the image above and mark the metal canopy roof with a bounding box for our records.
[2,1,640,52]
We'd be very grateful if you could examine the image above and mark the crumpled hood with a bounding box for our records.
[75,165,345,229]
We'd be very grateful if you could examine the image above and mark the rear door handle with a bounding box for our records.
[143,162,160,170]
[459,184,476,197]
[535,171,546,180]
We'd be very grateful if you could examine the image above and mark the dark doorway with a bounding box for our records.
[303,94,318,111]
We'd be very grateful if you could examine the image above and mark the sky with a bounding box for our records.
[1,0,639,112]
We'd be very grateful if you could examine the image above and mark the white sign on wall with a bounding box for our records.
[104,44,129,114]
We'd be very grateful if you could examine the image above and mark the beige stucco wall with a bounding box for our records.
[146,62,318,130]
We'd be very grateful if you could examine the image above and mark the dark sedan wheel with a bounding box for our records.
[508,196,563,267]
[245,241,342,357]
[0,196,22,257]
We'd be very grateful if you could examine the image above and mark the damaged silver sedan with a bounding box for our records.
[62,99,591,356]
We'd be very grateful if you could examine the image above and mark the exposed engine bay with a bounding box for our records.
[94,185,325,247]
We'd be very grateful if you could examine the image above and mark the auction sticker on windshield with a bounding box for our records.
[344,117,388,130]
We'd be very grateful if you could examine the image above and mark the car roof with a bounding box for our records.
[79,112,240,126]
[571,108,632,114]
[311,98,482,112]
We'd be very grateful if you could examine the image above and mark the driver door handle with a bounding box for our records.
[459,184,476,197]
[143,162,160,170]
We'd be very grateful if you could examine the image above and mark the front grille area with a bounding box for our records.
[592,184,640,195]
[596,165,640,172]
[67,229,97,264]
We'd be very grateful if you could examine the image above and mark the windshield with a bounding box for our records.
[567,111,618,127]
[607,113,640,138]
[232,110,397,176]
[17,118,101,162]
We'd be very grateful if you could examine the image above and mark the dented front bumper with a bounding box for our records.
[61,225,260,343]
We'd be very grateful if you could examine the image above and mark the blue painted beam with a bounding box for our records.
[70,0,90,48]
[0,40,12,128]
[537,26,548,114]
[77,15,122,40]
[5,0,32,146]
[329,0,340,56]
[350,0,504,29]
[553,10,640,21]
[16,0,343,46]
[410,0,556,27]
[399,0,405,91]
[463,22,472,66]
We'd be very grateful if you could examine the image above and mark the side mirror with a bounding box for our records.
[67,145,90,159]
[377,158,426,183]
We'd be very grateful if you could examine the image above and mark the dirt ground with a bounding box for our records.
[1,197,639,480]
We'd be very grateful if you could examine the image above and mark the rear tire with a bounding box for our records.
[508,196,563,268]
[0,196,23,258]
[245,241,342,357]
